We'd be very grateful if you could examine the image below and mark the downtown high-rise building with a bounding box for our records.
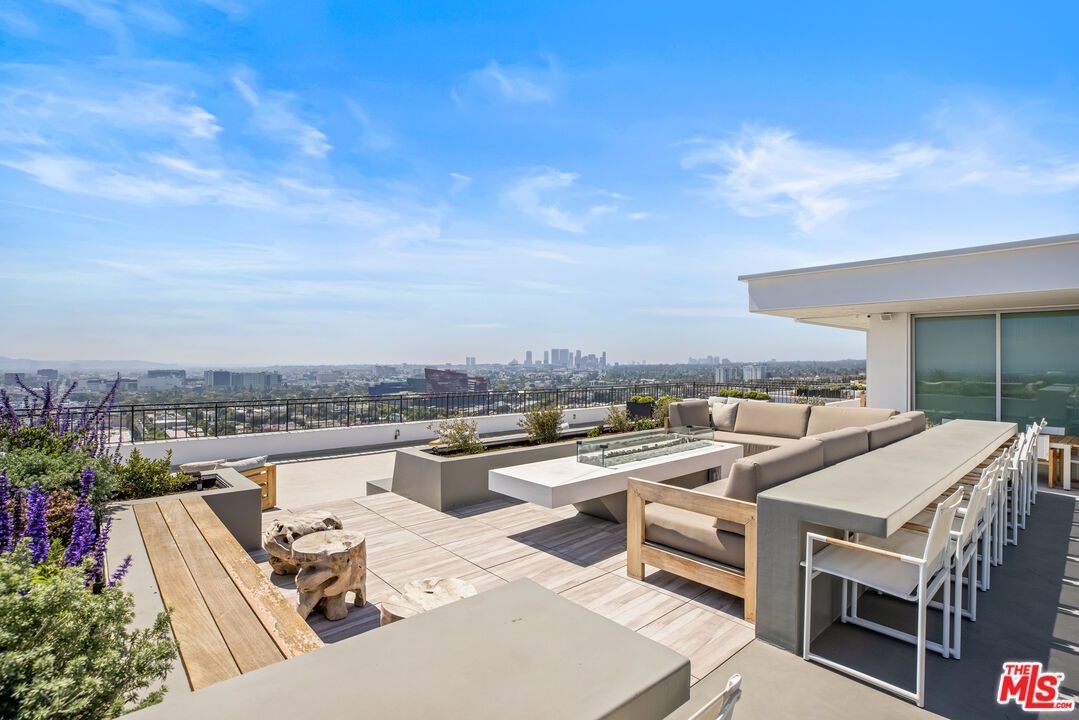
[525,350,533,365]
[543,350,549,365]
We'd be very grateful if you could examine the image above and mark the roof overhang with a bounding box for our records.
[739,233,1079,331]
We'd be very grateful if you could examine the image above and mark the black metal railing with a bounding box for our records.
[59,380,858,443]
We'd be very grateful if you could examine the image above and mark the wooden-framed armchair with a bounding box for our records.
[627,477,757,623]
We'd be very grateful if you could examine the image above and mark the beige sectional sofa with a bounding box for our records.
[628,400,927,622]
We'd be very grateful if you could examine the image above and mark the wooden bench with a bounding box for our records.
[133,494,322,690]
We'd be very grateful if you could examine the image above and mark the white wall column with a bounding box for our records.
[866,312,911,412]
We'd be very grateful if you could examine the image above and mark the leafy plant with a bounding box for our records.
[651,395,682,426]
[0,546,176,720]
[114,449,186,501]
[634,418,657,430]
[519,405,564,445]
[605,405,634,433]
[0,447,118,512]
[428,417,484,454]
[586,425,605,438]
[628,395,655,404]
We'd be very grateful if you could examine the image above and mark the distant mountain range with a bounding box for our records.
[0,356,184,373]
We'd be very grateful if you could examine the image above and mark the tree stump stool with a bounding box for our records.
[380,577,477,625]
[263,510,342,575]
[292,530,367,621]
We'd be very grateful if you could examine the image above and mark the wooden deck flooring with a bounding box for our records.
[253,493,754,682]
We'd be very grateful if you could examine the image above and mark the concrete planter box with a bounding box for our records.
[117,467,263,550]
[389,441,581,511]
[626,401,655,420]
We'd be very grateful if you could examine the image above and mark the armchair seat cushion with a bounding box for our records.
[644,503,746,570]
[711,430,802,452]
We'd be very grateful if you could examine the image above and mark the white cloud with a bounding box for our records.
[684,116,1079,231]
[683,126,940,230]
[450,172,473,193]
[0,7,37,35]
[0,80,221,141]
[346,101,394,151]
[2,152,439,238]
[232,71,331,159]
[627,211,651,221]
[504,168,619,233]
[457,59,559,105]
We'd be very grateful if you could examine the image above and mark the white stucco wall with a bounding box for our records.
[866,312,911,412]
[119,405,613,466]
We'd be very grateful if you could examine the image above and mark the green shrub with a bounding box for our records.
[652,395,682,425]
[519,405,564,445]
[605,405,635,433]
[628,395,655,404]
[0,448,117,512]
[634,418,657,431]
[0,549,177,719]
[586,425,605,438]
[746,391,770,400]
[428,418,484,454]
[114,449,187,501]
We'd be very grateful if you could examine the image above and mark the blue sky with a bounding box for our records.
[3,2,1079,365]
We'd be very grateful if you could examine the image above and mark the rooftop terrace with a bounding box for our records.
[249,448,1079,719]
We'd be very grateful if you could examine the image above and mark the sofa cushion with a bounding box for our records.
[644,503,746,569]
[711,430,802,455]
[179,459,225,475]
[806,406,897,435]
[220,455,268,473]
[732,402,811,439]
[711,402,738,431]
[805,426,869,466]
[866,417,915,450]
[669,399,711,429]
[895,410,927,434]
[715,439,825,505]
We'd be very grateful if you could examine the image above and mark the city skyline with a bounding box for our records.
[4,4,1079,364]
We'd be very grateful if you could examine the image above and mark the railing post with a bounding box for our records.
[213,403,220,437]
[286,400,291,432]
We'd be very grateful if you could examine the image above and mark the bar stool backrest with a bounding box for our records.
[924,488,963,576]
[958,475,991,547]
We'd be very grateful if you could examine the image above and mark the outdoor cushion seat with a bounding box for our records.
[669,398,711,428]
[179,458,226,474]
[719,440,825,503]
[806,405,897,435]
[644,502,746,570]
[866,417,916,450]
[805,426,870,466]
[220,455,268,472]
[895,410,928,433]
[732,402,811,439]
[711,430,802,453]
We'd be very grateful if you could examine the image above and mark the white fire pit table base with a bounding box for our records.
[489,440,742,523]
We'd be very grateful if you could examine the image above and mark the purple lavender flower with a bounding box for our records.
[108,554,133,586]
[23,483,50,565]
[0,471,12,552]
[63,468,96,566]
[91,516,113,581]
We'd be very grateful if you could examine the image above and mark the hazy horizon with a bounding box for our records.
[4,4,1078,364]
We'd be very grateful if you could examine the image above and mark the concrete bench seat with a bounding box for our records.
[129,495,322,690]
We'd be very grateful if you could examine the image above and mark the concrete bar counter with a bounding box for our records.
[754,419,1017,653]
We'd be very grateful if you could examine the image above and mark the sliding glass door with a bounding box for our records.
[913,315,997,425]
[913,309,1079,433]
[1001,310,1079,435]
